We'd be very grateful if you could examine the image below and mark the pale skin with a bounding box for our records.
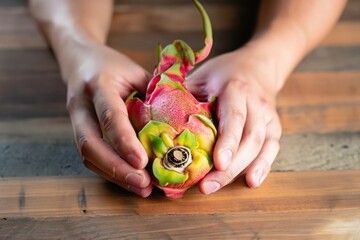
[30,0,346,197]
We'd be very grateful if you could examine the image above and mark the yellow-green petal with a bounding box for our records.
[153,158,189,186]
[149,134,168,159]
[174,129,197,150]
[139,120,177,158]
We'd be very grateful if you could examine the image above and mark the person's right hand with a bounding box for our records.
[64,40,153,197]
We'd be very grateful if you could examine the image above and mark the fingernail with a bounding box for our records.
[219,149,232,168]
[254,168,265,186]
[203,181,220,194]
[125,173,144,187]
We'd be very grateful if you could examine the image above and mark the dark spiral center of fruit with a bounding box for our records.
[163,146,192,173]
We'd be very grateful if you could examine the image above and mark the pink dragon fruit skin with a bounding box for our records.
[126,0,216,198]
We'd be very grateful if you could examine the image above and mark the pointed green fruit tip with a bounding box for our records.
[156,43,163,63]
[175,129,197,150]
[157,74,186,92]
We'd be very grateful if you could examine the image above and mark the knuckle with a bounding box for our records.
[226,78,249,91]
[77,134,92,159]
[219,132,240,151]
[230,107,246,124]
[111,133,130,154]
[261,159,272,174]
[111,164,118,180]
[269,138,281,153]
[246,129,265,148]
[223,169,237,184]
[258,97,269,109]
[66,95,77,113]
[97,72,121,90]
[100,108,115,132]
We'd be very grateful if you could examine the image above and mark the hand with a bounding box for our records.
[65,41,153,197]
[187,44,282,194]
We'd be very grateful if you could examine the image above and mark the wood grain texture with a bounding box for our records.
[341,0,360,21]
[0,210,359,239]
[322,22,360,46]
[277,72,360,134]
[1,3,359,50]
[275,132,360,171]
[278,72,360,107]
[0,170,359,239]
[1,132,359,177]
[111,4,257,33]
[279,105,360,134]
[0,170,359,216]
[1,70,358,134]
[296,46,360,71]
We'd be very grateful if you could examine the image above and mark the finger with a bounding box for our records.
[93,86,148,169]
[70,103,151,189]
[245,115,282,188]
[115,55,152,96]
[199,98,267,194]
[186,65,209,99]
[213,83,247,170]
[84,160,152,198]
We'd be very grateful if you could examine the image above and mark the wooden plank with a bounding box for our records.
[1,49,359,133]
[0,209,359,239]
[1,100,359,133]
[114,0,256,5]
[296,46,360,71]
[106,32,250,67]
[322,22,360,46]
[279,104,360,134]
[341,0,360,21]
[0,170,359,238]
[1,4,359,50]
[0,0,26,7]
[0,4,256,50]
[0,49,66,119]
[111,4,256,33]
[0,170,359,217]
[275,132,360,171]
[0,7,47,49]
[278,72,360,107]
[1,46,359,77]
[277,71,360,134]
[0,118,73,143]
[1,131,359,177]
[0,142,91,177]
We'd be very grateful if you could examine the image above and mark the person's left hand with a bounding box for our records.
[187,45,282,194]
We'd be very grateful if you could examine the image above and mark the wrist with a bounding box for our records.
[47,24,104,84]
[243,18,309,91]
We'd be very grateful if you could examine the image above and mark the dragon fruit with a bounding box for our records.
[126,0,216,198]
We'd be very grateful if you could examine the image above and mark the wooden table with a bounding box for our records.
[0,0,359,239]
